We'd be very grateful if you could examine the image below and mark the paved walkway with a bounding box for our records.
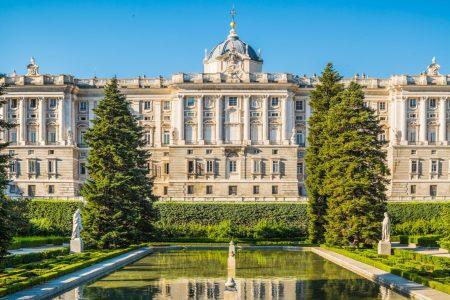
[312,247,450,300]
[392,242,450,258]
[8,244,68,256]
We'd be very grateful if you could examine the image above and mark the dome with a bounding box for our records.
[207,30,261,62]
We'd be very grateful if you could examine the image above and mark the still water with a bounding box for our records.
[54,249,407,300]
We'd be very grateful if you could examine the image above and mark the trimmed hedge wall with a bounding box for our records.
[16,200,450,237]
[154,202,309,227]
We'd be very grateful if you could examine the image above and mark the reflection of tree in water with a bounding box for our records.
[82,285,161,299]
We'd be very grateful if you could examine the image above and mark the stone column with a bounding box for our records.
[262,96,269,144]
[305,97,311,146]
[215,95,222,144]
[154,101,161,147]
[439,97,447,143]
[39,98,46,145]
[243,95,250,144]
[419,97,427,144]
[59,98,66,145]
[19,98,26,145]
[197,96,204,144]
[281,96,288,144]
[178,95,185,144]
[400,97,407,144]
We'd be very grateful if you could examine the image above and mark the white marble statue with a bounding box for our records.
[71,209,83,240]
[381,212,390,242]
[26,57,40,76]
[290,127,297,144]
[67,129,74,145]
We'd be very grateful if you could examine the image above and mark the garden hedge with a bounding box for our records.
[16,200,450,237]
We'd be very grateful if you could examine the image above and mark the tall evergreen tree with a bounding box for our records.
[0,84,16,257]
[305,63,343,243]
[81,78,154,249]
[323,82,388,247]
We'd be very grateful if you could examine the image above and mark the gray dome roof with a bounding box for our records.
[208,31,261,62]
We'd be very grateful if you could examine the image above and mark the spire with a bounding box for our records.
[228,5,238,38]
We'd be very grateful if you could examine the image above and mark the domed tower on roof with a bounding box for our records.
[203,8,263,74]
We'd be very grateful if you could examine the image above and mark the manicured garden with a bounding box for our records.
[324,246,450,294]
[0,245,142,297]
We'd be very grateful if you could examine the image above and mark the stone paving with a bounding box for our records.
[392,242,450,258]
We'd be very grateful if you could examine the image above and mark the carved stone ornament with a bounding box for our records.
[426,57,441,76]
[26,57,40,76]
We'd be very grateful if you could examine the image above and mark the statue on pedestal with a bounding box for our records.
[378,212,391,255]
[70,209,84,253]
[26,57,40,76]
[67,129,74,146]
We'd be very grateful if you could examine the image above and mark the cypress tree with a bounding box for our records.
[0,83,16,257]
[305,63,343,243]
[323,82,388,247]
[81,78,154,249]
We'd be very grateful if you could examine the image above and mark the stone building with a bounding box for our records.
[0,22,449,201]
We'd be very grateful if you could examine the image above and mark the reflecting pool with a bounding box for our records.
[54,249,407,300]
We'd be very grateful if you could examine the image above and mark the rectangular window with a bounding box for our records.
[411,160,418,173]
[206,149,213,155]
[253,185,260,195]
[187,185,194,194]
[28,160,36,174]
[164,163,170,174]
[228,160,237,173]
[272,185,278,195]
[163,101,171,110]
[186,97,195,107]
[228,185,237,195]
[430,185,437,197]
[10,131,17,143]
[144,101,152,110]
[410,185,416,194]
[48,131,56,143]
[29,130,36,143]
[272,160,280,174]
[188,160,195,174]
[431,160,438,173]
[187,149,194,155]
[10,99,17,109]
[49,99,57,108]
[48,160,54,174]
[206,185,213,195]
[206,160,214,173]
[253,160,261,174]
[79,101,88,112]
[271,97,279,107]
[9,161,16,173]
[429,98,437,109]
[269,111,279,117]
[29,99,37,109]
[163,131,170,145]
[297,162,304,174]
[378,102,386,111]
[228,97,237,107]
[295,100,304,111]
[250,112,260,117]
[48,185,54,194]
[79,162,86,175]
[163,186,168,195]
[409,98,417,108]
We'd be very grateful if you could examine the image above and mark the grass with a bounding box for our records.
[0,245,142,297]
[9,236,68,250]
[324,246,450,295]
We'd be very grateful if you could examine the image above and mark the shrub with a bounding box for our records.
[392,218,445,236]
[9,236,67,250]
[408,235,442,247]
[387,202,448,224]
[0,248,68,269]
[439,237,450,250]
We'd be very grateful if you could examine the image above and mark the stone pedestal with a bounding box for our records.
[378,241,391,255]
[70,238,84,253]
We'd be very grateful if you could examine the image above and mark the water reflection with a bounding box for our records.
[54,250,407,300]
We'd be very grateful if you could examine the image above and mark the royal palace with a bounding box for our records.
[1,23,449,202]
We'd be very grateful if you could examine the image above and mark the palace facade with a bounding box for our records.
[1,23,449,201]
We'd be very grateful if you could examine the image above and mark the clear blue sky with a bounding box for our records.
[1,0,449,78]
